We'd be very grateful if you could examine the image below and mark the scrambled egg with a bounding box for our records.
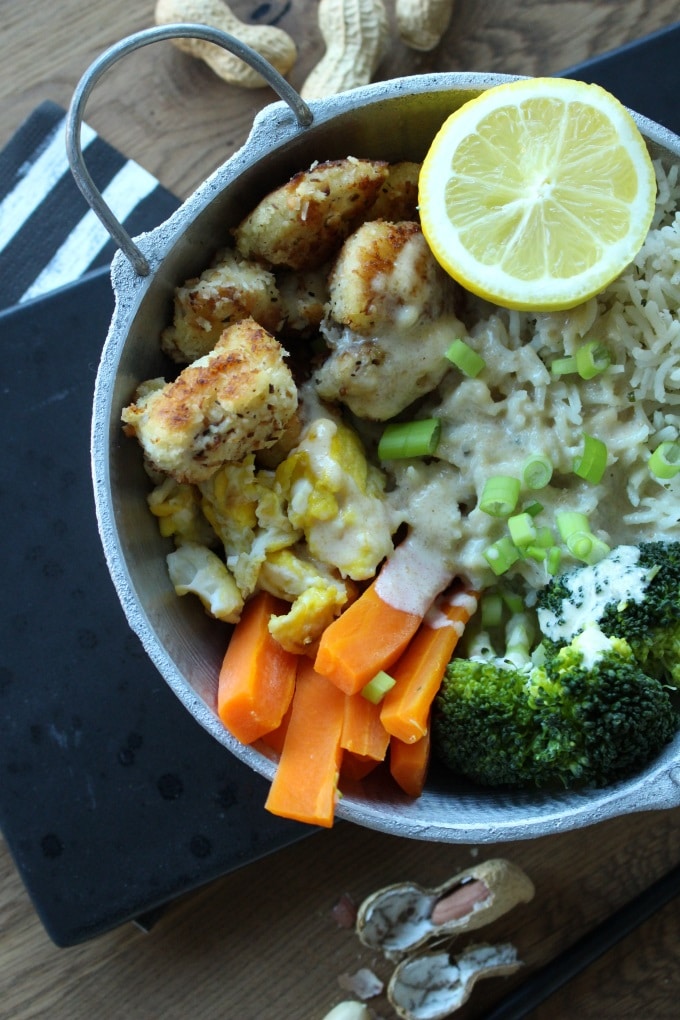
[145,413,395,651]
[276,416,395,581]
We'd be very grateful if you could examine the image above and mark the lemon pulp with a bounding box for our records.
[419,78,657,311]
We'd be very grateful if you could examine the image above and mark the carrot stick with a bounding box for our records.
[380,587,478,744]
[218,590,298,745]
[257,701,293,756]
[314,579,421,695]
[341,752,381,782]
[265,657,346,827]
[314,534,455,695]
[389,730,431,798]
[341,692,390,761]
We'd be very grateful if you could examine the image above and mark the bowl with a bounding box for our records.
[73,25,680,842]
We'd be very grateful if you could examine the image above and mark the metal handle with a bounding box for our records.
[66,23,314,277]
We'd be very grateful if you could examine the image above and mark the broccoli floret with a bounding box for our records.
[431,624,679,790]
[537,542,680,684]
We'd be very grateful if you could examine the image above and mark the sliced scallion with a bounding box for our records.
[573,433,607,484]
[445,338,486,377]
[566,532,611,565]
[481,593,504,628]
[649,441,680,479]
[508,512,536,548]
[503,592,525,614]
[523,501,544,518]
[377,418,441,460]
[546,546,562,576]
[479,475,521,517]
[526,544,547,562]
[362,671,396,704]
[534,525,555,548]
[556,511,591,543]
[484,536,520,576]
[576,340,611,380]
[522,454,553,490]
[551,355,578,376]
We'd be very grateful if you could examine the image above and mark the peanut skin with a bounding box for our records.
[154,0,297,88]
[396,0,455,51]
[300,0,390,101]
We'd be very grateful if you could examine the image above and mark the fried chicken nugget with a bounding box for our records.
[122,318,297,484]
[365,161,421,222]
[160,249,283,364]
[233,157,389,270]
[314,220,463,420]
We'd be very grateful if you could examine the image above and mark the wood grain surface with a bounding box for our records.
[2,2,680,1018]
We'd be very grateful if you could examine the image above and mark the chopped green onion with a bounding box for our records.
[546,546,562,576]
[522,454,553,490]
[445,338,486,377]
[534,526,555,548]
[362,671,396,704]
[649,441,680,479]
[484,537,520,576]
[523,501,544,517]
[508,512,536,548]
[481,593,504,628]
[526,544,547,562]
[503,592,525,614]
[377,418,441,460]
[566,532,611,565]
[479,475,521,517]
[551,355,577,376]
[574,433,608,484]
[576,340,611,380]
[556,511,591,543]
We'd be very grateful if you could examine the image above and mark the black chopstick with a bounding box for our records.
[484,861,680,1019]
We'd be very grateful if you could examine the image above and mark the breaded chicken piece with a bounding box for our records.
[327,219,450,332]
[233,157,389,270]
[122,318,298,484]
[365,161,421,222]
[314,220,464,420]
[160,248,283,364]
[276,265,330,336]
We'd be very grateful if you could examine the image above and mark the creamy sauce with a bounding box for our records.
[375,531,453,616]
[537,545,650,642]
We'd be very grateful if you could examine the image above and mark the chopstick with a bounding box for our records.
[484,861,680,1019]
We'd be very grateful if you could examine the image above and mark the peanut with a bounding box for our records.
[300,0,390,101]
[154,0,297,89]
[321,1003,371,1020]
[396,0,455,51]
[430,878,490,925]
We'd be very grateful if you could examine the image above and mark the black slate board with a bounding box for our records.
[0,270,309,946]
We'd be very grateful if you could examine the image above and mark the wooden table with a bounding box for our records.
[2,2,680,1017]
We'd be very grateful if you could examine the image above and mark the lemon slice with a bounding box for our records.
[418,77,657,310]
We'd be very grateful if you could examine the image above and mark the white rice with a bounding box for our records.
[390,159,680,590]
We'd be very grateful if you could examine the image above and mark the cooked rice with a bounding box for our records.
[396,159,680,589]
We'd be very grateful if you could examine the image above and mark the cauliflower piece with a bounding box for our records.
[166,542,244,623]
[199,455,300,597]
[276,417,395,580]
[121,318,298,484]
[314,220,464,420]
[160,248,283,364]
[147,475,216,545]
[233,158,389,270]
[259,547,350,654]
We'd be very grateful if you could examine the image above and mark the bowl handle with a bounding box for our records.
[65,23,314,277]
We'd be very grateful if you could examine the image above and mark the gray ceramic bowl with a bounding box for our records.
[72,25,680,843]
